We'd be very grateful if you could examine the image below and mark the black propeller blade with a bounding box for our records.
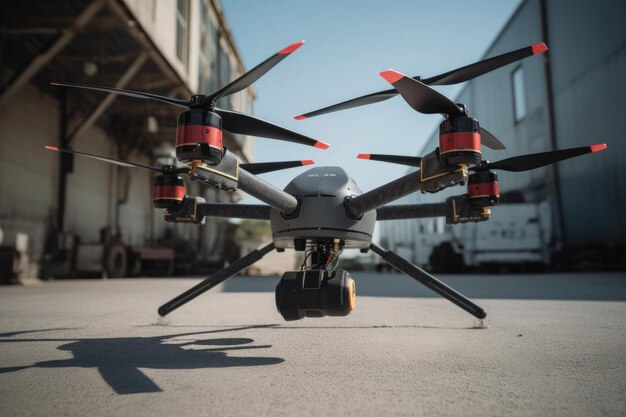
[207,41,304,104]
[380,69,463,116]
[479,127,506,151]
[475,144,607,172]
[49,82,191,108]
[380,69,506,150]
[240,160,314,175]
[295,43,548,119]
[216,108,329,149]
[51,41,329,150]
[53,41,305,109]
[357,153,422,167]
[44,145,186,174]
[46,146,320,177]
[424,43,548,85]
[294,88,398,120]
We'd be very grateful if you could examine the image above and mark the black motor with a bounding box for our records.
[275,269,356,321]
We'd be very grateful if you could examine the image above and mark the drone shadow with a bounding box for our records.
[0,325,283,395]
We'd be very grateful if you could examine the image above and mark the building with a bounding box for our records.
[380,0,626,270]
[0,0,255,279]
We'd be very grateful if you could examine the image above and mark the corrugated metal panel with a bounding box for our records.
[382,0,626,253]
[0,84,60,260]
[468,0,550,202]
[117,152,153,247]
[547,0,626,244]
[64,127,115,243]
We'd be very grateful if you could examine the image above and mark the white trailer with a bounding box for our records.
[458,201,552,267]
[402,201,552,272]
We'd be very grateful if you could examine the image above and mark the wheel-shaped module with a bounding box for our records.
[275,269,356,321]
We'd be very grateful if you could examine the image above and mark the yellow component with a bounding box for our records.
[450,199,490,223]
[164,199,198,222]
[190,159,239,181]
[419,158,468,183]
[347,278,356,311]
[439,149,482,155]
[451,198,458,221]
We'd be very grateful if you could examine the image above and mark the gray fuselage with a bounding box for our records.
[270,167,377,249]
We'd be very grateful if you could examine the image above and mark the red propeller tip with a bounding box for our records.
[301,160,314,166]
[279,40,305,55]
[45,145,59,151]
[314,140,330,150]
[294,115,308,120]
[357,153,371,160]
[590,143,607,153]
[532,43,548,55]
[380,69,404,84]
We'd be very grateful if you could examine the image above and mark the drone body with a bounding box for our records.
[270,166,375,250]
[45,40,607,323]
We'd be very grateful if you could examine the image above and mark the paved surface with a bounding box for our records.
[1,273,626,417]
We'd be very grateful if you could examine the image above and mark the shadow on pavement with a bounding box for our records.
[221,272,626,301]
[0,325,284,395]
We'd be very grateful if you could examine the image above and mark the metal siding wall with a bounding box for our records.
[471,0,549,200]
[0,84,60,260]
[381,0,553,254]
[64,128,115,243]
[382,0,626,253]
[547,0,626,244]
[117,153,153,246]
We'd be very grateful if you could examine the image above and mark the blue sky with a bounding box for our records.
[221,0,522,202]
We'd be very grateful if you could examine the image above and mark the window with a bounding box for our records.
[209,23,218,92]
[198,1,209,92]
[176,0,189,63]
[198,1,218,93]
[435,217,445,234]
[511,66,526,122]
[217,44,232,109]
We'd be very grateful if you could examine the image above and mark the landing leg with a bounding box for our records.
[158,242,275,316]
[369,243,486,319]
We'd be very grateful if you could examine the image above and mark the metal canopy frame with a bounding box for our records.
[0,0,245,156]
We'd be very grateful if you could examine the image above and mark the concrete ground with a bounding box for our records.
[1,272,625,417]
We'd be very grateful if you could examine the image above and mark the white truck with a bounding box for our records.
[390,201,553,272]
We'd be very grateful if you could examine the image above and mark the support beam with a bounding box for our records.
[369,243,487,319]
[1,28,61,35]
[158,242,276,316]
[67,51,149,144]
[105,0,191,95]
[0,0,106,106]
[56,89,70,231]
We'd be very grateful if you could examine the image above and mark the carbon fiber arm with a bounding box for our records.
[375,195,491,224]
[346,150,468,218]
[190,150,299,216]
[198,204,271,220]
[237,168,299,216]
[376,202,448,220]
[347,170,423,218]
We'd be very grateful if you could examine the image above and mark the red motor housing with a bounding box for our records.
[467,171,499,207]
[153,174,185,210]
[439,116,482,168]
[175,110,223,164]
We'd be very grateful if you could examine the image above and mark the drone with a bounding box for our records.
[46,41,606,321]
